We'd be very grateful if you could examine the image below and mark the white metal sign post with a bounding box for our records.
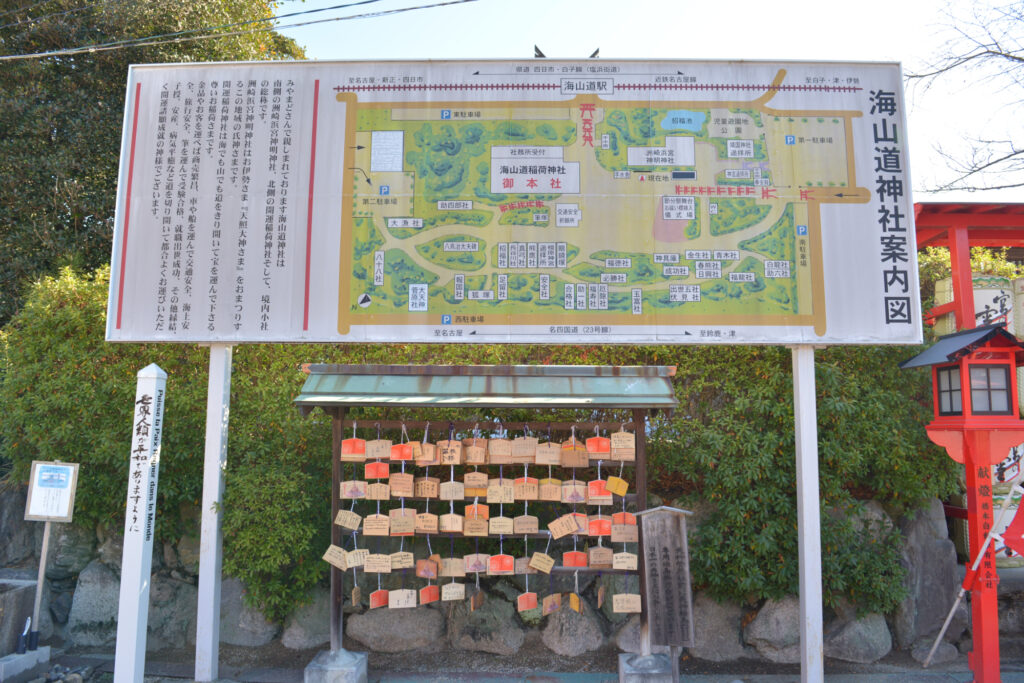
[113,364,167,683]
[195,344,233,682]
[792,346,824,682]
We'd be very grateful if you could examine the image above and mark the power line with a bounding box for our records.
[0,0,381,40]
[0,0,58,20]
[0,1,99,32]
[0,0,478,61]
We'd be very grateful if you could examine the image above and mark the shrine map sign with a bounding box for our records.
[107,60,920,344]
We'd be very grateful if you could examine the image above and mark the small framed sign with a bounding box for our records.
[25,461,79,523]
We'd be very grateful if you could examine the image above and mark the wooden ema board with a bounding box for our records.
[640,511,695,647]
[329,417,648,653]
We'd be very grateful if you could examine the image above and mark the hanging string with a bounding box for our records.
[597,459,604,547]
[524,533,530,592]
[352,421,357,439]
[620,462,628,552]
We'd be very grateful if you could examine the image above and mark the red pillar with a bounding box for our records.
[949,224,975,330]
[964,432,1001,683]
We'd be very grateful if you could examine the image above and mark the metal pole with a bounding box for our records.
[633,408,651,657]
[792,345,824,683]
[195,343,234,682]
[330,407,346,652]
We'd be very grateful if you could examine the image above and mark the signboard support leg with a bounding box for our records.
[632,409,652,657]
[791,345,824,683]
[195,344,233,683]
[29,520,50,650]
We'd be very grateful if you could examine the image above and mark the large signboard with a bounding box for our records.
[107,60,920,344]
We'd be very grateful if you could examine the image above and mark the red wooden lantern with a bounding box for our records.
[901,323,1024,683]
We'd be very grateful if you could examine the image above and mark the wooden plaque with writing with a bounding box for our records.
[464,471,488,497]
[538,477,562,501]
[414,476,440,498]
[340,480,367,500]
[366,482,390,500]
[442,582,465,601]
[487,438,512,464]
[438,439,462,465]
[611,431,636,461]
[366,439,392,460]
[510,436,538,463]
[640,510,694,647]
[513,476,539,501]
[464,553,489,574]
[415,512,439,534]
[535,442,561,466]
[389,472,414,498]
[560,438,590,468]
[463,438,487,465]
[513,514,539,535]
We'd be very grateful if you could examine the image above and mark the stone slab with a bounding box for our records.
[303,649,367,683]
[618,652,675,683]
[0,645,50,682]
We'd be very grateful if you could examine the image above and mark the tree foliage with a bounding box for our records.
[0,0,303,324]
[0,264,961,620]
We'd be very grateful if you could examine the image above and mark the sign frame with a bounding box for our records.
[24,461,80,523]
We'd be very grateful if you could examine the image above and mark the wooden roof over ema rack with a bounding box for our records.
[294,364,679,414]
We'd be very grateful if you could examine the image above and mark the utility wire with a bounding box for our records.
[0,0,478,61]
[0,0,380,39]
[0,0,58,20]
[0,0,96,31]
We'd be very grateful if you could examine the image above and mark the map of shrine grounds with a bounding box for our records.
[107,60,920,344]
[339,80,869,335]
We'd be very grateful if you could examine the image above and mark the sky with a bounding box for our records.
[272,0,1022,204]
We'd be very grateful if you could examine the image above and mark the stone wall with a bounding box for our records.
[0,487,997,664]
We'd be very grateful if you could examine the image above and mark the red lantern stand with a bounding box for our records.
[913,202,1024,682]
[902,325,1024,683]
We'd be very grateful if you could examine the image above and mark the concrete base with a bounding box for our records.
[618,652,675,683]
[0,645,50,683]
[304,649,367,683]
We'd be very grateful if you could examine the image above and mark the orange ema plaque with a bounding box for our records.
[365,461,389,479]
[487,554,515,575]
[563,550,588,568]
[390,442,412,461]
[586,435,611,457]
[588,515,612,536]
[340,437,366,462]
[419,584,440,605]
[465,503,490,520]
[588,479,612,505]
[517,592,538,612]
[369,589,389,609]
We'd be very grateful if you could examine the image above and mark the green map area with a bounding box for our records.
[341,98,854,325]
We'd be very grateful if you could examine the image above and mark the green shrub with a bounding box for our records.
[0,266,959,620]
